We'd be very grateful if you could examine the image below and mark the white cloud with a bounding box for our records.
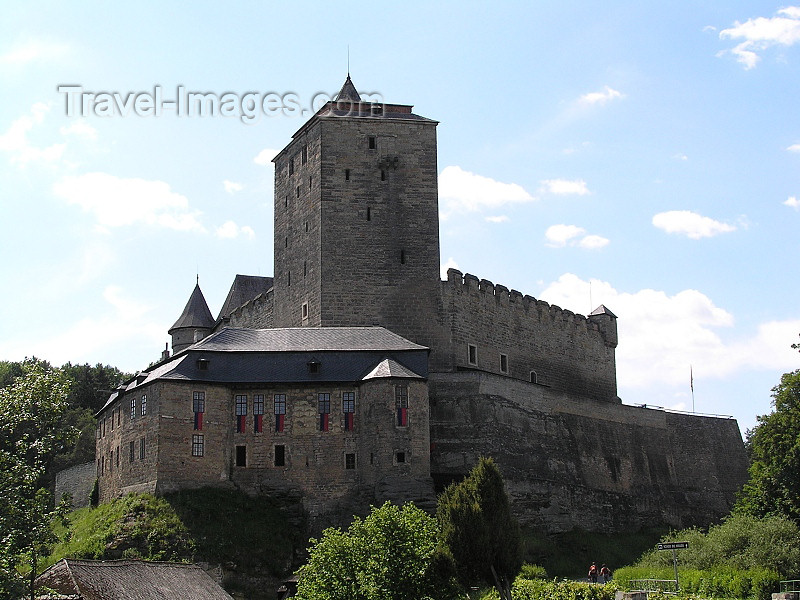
[539,273,800,390]
[540,178,590,196]
[53,172,205,233]
[652,210,736,239]
[673,153,689,161]
[485,215,509,223]
[578,234,610,249]
[438,165,534,215]
[0,39,69,65]
[545,224,608,249]
[545,224,585,247]
[215,220,255,239]
[784,196,800,210]
[0,103,66,165]
[719,7,800,69]
[254,148,279,166]
[59,121,98,140]
[787,143,800,152]
[223,180,243,194]
[0,285,163,370]
[578,86,624,105]
[440,257,459,281]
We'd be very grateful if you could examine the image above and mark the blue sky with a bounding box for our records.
[1,1,799,435]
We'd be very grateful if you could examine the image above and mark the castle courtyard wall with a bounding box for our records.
[428,371,748,532]
[439,269,618,402]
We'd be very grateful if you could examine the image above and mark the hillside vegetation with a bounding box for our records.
[47,489,304,599]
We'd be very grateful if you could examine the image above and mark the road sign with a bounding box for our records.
[658,542,689,551]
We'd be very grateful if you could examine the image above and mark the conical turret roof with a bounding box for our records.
[335,75,361,102]
[169,283,215,333]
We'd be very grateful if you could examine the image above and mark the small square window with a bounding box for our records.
[468,344,477,365]
[500,354,508,374]
[345,453,356,470]
[192,434,204,457]
[236,445,247,467]
[275,444,286,467]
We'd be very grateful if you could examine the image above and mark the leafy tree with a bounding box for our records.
[295,502,460,600]
[0,361,78,599]
[437,457,522,597]
[736,366,800,525]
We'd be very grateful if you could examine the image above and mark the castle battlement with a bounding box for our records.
[445,268,602,335]
[441,268,617,401]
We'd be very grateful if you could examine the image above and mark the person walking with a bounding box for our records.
[600,564,611,583]
[588,562,598,583]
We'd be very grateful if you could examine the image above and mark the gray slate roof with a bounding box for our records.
[169,283,215,332]
[362,358,423,380]
[35,559,234,600]
[589,304,617,318]
[216,274,273,322]
[191,326,427,353]
[97,327,428,414]
[335,74,361,102]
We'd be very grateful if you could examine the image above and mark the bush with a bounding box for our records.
[518,564,548,580]
[510,578,618,600]
[613,565,780,600]
[634,513,800,577]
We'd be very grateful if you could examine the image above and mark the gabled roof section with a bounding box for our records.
[216,274,273,322]
[169,283,215,333]
[190,326,428,353]
[362,358,423,381]
[589,304,617,318]
[35,558,234,600]
[335,74,361,102]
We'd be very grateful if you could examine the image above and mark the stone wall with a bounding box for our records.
[439,269,619,402]
[225,289,274,329]
[429,371,748,532]
[55,461,96,508]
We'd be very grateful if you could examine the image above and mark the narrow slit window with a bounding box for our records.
[235,395,247,433]
[345,169,350,181]
[381,169,386,181]
[468,344,477,365]
[289,157,294,175]
[500,354,508,374]
[275,444,286,467]
[400,249,406,264]
[301,144,307,164]
[366,207,371,221]
[343,392,355,431]
[296,185,300,198]
[318,393,330,431]
[139,437,146,460]
[193,391,205,430]
[274,394,286,432]
[395,385,408,427]
[345,453,356,470]
[236,445,246,467]
[253,394,264,433]
[368,136,376,150]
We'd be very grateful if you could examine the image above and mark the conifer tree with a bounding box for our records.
[437,457,522,597]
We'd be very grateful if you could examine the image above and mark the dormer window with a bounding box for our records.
[307,360,321,374]
[196,358,209,371]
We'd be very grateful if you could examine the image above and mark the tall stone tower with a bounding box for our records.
[271,77,446,359]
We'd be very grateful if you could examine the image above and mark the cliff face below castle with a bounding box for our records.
[429,372,748,533]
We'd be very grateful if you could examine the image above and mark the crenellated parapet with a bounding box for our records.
[223,288,275,330]
[440,268,618,402]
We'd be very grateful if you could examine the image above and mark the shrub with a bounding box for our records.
[518,564,548,580]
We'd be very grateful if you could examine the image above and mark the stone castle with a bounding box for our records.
[92,76,749,531]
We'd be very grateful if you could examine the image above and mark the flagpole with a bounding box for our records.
[690,366,695,413]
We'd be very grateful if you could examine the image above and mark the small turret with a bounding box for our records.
[588,304,618,348]
[168,281,215,354]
